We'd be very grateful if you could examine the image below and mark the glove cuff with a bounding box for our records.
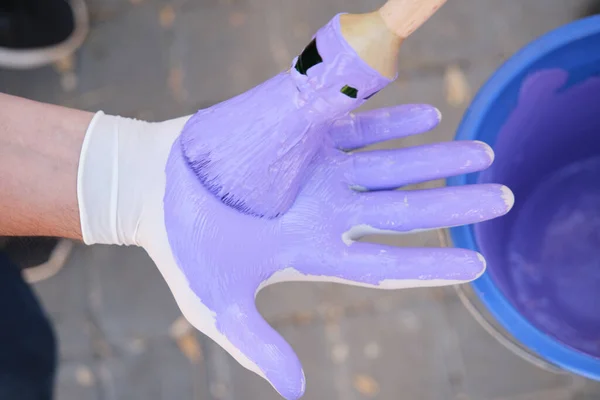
[78,111,147,245]
[78,111,189,246]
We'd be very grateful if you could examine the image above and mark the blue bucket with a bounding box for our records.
[448,15,600,379]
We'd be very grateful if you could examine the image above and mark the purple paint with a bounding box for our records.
[164,102,512,398]
[475,69,600,357]
[179,14,391,219]
[162,13,514,400]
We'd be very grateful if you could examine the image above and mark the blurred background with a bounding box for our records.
[2,0,600,399]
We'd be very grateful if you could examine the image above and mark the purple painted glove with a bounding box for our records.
[79,106,512,400]
[164,108,513,399]
[180,14,392,219]
[77,14,513,400]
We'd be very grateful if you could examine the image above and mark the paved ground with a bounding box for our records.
[2,0,600,399]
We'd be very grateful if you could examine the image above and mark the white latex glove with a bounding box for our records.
[78,110,511,399]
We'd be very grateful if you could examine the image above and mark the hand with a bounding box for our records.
[78,105,513,400]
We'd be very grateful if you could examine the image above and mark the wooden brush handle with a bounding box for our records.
[340,0,447,79]
[378,0,447,38]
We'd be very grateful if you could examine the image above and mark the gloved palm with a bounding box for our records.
[79,104,512,400]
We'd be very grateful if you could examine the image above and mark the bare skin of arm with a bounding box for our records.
[0,93,92,239]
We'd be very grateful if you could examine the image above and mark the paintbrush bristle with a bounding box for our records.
[179,14,392,218]
[378,0,448,38]
[179,77,317,219]
[179,2,447,218]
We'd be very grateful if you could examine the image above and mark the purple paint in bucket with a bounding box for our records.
[449,15,600,379]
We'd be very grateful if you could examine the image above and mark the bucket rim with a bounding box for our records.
[448,14,600,379]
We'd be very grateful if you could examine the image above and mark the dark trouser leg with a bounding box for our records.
[0,252,57,400]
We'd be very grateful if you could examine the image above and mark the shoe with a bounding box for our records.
[0,237,74,283]
[0,0,89,69]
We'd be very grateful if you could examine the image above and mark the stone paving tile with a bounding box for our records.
[338,302,456,400]
[68,2,174,116]
[395,0,590,72]
[495,386,576,400]
[257,282,328,323]
[172,0,285,112]
[490,377,600,400]
[84,245,182,352]
[85,0,132,23]
[570,378,600,399]
[443,297,575,400]
[256,0,378,69]
[95,336,201,400]
[33,244,95,361]
[55,361,101,400]
[194,334,237,400]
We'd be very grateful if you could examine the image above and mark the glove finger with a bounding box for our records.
[289,243,485,287]
[329,104,441,151]
[349,141,494,190]
[214,298,305,400]
[345,184,514,235]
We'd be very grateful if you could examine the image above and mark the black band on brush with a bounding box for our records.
[364,89,381,100]
[296,37,375,100]
[340,85,358,98]
[295,39,323,75]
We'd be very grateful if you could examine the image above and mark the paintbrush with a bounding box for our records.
[179,0,447,218]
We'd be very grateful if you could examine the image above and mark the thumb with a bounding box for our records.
[215,298,305,400]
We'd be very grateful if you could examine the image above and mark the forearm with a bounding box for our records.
[0,93,93,239]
